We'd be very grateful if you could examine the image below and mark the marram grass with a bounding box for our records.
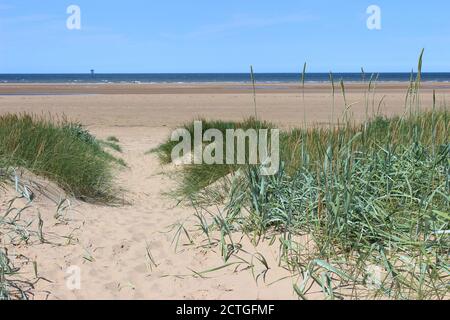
[0,113,123,202]
[155,109,449,299]
[154,110,448,202]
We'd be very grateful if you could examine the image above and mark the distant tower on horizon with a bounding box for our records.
[90,69,95,78]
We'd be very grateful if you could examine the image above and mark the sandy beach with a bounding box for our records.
[0,82,448,300]
[1,82,449,128]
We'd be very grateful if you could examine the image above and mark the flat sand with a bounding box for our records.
[0,82,448,300]
[1,82,448,128]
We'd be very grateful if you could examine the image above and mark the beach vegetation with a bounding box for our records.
[0,114,124,202]
[154,52,450,299]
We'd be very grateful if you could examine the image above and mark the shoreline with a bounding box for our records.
[0,82,448,129]
[1,81,450,96]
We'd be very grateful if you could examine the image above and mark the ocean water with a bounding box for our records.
[0,73,450,84]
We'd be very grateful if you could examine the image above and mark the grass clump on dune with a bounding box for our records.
[154,111,448,202]
[157,110,449,300]
[0,113,123,202]
[152,117,272,165]
[154,51,449,299]
[152,117,273,198]
[229,112,448,299]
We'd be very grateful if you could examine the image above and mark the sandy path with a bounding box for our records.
[4,126,296,300]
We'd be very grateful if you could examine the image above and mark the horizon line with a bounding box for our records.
[1,71,450,75]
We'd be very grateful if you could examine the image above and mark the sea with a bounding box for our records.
[0,73,450,84]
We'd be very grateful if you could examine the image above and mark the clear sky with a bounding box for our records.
[0,0,449,73]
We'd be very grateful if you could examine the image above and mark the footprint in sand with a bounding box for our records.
[112,241,131,257]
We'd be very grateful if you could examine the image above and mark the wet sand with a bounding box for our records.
[0,82,448,129]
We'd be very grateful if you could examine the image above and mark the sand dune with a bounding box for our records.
[2,127,302,300]
[1,83,448,299]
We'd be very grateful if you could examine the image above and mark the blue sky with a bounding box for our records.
[0,0,449,73]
